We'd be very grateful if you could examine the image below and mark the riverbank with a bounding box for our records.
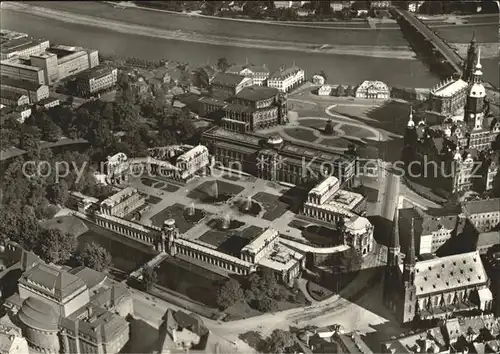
[1,1,416,60]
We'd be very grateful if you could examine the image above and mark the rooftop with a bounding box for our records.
[0,89,26,101]
[19,263,87,302]
[383,327,446,354]
[242,228,279,254]
[269,65,303,80]
[462,198,500,215]
[76,65,116,81]
[336,332,373,354]
[235,85,278,102]
[357,80,390,92]
[0,37,47,55]
[212,72,248,87]
[177,145,208,162]
[0,76,45,92]
[398,251,489,296]
[17,297,60,331]
[1,58,43,72]
[101,187,139,208]
[431,78,468,98]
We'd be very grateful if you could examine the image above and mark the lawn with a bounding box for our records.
[284,127,318,143]
[41,215,89,237]
[340,124,375,139]
[162,184,180,192]
[252,192,289,221]
[299,118,328,130]
[150,203,200,233]
[319,137,353,149]
[187,180,245,201]
[146,195,162,204]
[141,177,156,187]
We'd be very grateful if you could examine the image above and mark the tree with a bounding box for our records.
[216,278,244,309]
[324,120,334,135]
[260,268,277,294]
[253,296,279,312]
[318,70,327,81]
[336,85,345,97]
[76,242,112,272]
[49,180,69,206]
[346,85,354,97]
[142,266,158,292]
[217,57,230,72]
[36,228,75,264]
[265,329,295,354]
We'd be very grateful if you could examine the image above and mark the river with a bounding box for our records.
[1,7,498,87]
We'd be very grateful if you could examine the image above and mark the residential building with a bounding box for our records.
[355,80,390,99]
[129,77,149,96]
[0,89,30,107]
[36,96,60,109]
[211,72,253,97]
[158,309,236,353]
[312,74,325,85]
[0,76,49,103]
[226,63,270,86]
[46,46,99,81]
[335,332,374,354]
[370,0,391,8]
[0,105,32,124]
[222,85,288,132]
[267,65,305,93]
[0,324,29,354]
[318,84,332,96]
[383,207,493,324]
[76,65,118,97]
[100,187,146,218]
[398,208,463,256]
[382,314,500,353]
[201,127,356,186]
[0,36,50,60]
[274,1,309,8]
[462,198,500,232]
[0,58,46,85]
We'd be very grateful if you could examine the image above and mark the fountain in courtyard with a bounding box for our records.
[238,195,262,216]
[203,180,232,204]
[243,196,252,211]
[221,213,231,230]
[187,202,195,216]
[213,181,219,200]
[183,202,205,223]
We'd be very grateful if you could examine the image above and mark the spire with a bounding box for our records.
[405,218,416,266]
[391,207,400,249]
[476,47,482,69]
[407,105,415,128]
[470,30,476,44]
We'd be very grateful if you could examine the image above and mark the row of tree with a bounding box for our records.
[215,269,306,312]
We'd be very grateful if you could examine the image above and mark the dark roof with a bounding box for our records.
[212,72,247,87]
[235,86,278,102]
[19,263,87,301]
[0,76,44,91]
[0,89,26,101]
[463,198,500,215]
[270,65,302,80]
[69,266,107,290]
[18,297,59,331]
[0,37,45,54]
[76,65,115,80]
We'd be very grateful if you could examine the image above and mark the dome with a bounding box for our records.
[18,297,59,331]
[267,135,283,146]
[469,83,486,98]
[164,219,176,227]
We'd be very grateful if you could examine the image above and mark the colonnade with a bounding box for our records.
[95,214,160,247]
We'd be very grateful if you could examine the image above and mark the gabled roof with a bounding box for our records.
[212,72,247,87]
[462,198,500,215]
[270,65,303,80]
[19,263,87,302]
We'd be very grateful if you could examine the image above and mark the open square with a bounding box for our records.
[187,180,245,202]
[150,203,203,233]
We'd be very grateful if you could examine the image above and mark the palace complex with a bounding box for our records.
[404,36,500,194]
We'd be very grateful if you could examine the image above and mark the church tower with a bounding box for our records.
[403,106,418,166]
[401,218,417,324]
[383,206,401,311]
[462,32,479,83]
[465,48,486,134]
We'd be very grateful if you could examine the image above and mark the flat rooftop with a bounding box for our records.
[1,58,43,72]
[241,228,279,254]
[0,37,46,55]
[0,76,45,91]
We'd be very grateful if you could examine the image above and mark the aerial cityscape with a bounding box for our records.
[0,1,499,353]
